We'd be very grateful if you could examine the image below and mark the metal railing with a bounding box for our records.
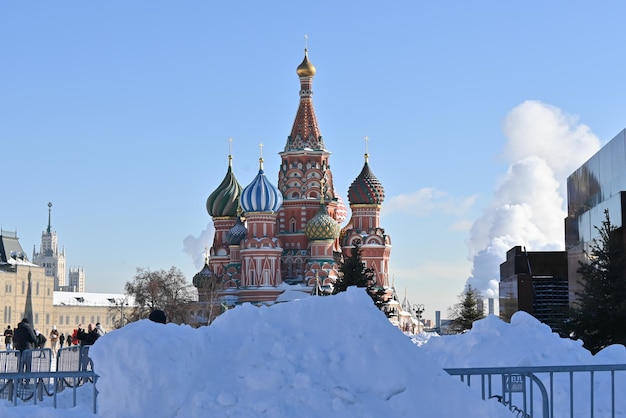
[0,371,98,413]
[445,364,626,418]
[0,347,98,413]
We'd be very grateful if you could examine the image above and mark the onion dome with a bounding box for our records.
[334,194,348,223]
[296,48,316,77]
[348,154,385,205]
[240,158,284,213]
[305,202,341,240]
[226,215,247,245]
[192,262,215,288]
[206,155,243,217]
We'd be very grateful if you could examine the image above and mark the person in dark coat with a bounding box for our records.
[149,309,167,324]
[76,324,100,346]
[35,330,47,349]
[59,332,65,349]
[13,318,37,352]
[3,325,13,350]
[12,318,38,373]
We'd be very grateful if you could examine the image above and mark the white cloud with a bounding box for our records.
[449,219,473,232]
[384,188,478,217]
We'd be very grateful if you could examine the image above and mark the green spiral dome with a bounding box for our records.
[305,203,341,240]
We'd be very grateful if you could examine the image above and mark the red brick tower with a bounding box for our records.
[343,151,392,288]
[277,49,347,281]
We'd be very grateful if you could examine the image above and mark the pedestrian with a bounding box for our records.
[3,325,13,350]
[76,324,100,346]
[12,318,37,373]
[148,309,167,324]
[49,325,59,355]
[35,330,47,349]
[66,333,72,347]
[95,322,106,336]
[59,332,65,349]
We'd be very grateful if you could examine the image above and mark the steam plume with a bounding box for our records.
[466,100,601,298]
[183,223,216,270]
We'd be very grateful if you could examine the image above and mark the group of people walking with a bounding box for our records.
[3,320,106,354]
[3,309,165,353]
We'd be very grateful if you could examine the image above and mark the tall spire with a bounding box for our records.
[285,43,324,152]
[47,202,52,233]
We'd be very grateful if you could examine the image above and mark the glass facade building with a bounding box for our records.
[565,128,626,302]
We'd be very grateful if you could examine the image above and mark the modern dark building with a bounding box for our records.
[565,129,626,303]
[500,246,569,330]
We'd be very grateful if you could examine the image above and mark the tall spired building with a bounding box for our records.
[196,49,391,305]
[32,202,66,290]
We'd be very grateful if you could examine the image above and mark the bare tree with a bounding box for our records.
[124,266,196,325]
[195,272,227,326]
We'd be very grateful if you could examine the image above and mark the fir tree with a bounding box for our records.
[331,240,391,313]
[566,209,626,354]
[447,284,484,334]
[332,240,375,294]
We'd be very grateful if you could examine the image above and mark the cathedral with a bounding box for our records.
[194,49,392,305]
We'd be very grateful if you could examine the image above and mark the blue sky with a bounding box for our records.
[1,2,624,320]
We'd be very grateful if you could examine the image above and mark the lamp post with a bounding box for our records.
[413,304,425,333]
[108,297,128,328]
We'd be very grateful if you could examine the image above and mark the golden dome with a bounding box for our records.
[296,49,316,77]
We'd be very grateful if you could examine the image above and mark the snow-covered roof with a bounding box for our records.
[53,291,133,307]
[2,258,38,267]
[275,283,313,302]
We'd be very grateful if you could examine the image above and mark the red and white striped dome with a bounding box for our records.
[334,194,348,224]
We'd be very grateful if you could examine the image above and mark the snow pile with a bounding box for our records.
[415,311,626,368]
[2,289,626,417]
[90,288,511,418]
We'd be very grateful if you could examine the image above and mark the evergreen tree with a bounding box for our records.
[332,240,375,294]
[330,240,393,314]
[447,284,484,334]
[566,209,626,354]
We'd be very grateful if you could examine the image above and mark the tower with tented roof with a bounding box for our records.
[277,48,347,286]
[342,148,392,288]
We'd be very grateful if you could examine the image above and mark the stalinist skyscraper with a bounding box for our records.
[32,202,66,290]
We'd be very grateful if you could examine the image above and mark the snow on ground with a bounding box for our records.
[1,287,625,417]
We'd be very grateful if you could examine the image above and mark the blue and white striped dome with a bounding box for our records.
[240,162,283,213]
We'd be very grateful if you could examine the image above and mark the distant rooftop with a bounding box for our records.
[0,230,36,266]
[54,291,133,307]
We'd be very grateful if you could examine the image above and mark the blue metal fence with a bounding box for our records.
[0,347,98,413]
[445,364,626,418]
